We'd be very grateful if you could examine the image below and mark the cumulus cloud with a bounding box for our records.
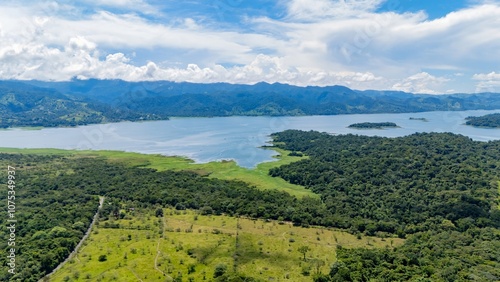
[0,34,383,89]
[0,1,500,93]
[392,72,450,94]
[472,72,500,92]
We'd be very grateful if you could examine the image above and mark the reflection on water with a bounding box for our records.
[1,110,500,168]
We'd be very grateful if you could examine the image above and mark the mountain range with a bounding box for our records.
[1,79,500,127]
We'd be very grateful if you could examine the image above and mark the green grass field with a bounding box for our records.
[0,147,317,198]
[0,147,399,281]
[49,208,404,282]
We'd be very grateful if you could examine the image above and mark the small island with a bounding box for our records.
[348,122,398,129]
[409,117,428,122]
[465,113,500,128]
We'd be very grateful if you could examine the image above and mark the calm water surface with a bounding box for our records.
[2,110,500,168]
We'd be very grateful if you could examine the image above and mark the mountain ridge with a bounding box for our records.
[2,79,500,127]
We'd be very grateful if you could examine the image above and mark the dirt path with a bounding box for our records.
[39,196,105,282]
[154,214,173,280]
[127,267,144,282]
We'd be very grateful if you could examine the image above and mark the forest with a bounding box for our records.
[1,130,500,281]
[465,113,500,128]
[269,130,500,281]
[0,154,99,282]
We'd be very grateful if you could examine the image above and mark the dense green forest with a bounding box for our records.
[2,130,500,281]
[465,113,500,128]
[4,80,500,126]
[0,154,99,282]
[269,130,500,281]
[348,122,398,129]
[0,81,167,128]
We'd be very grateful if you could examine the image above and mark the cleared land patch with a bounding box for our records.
[50,208,404,282]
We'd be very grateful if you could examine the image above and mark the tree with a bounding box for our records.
[298,246,310,261]
[310,258,325,275]
[329,262,350,281]
[98,255,107,262]
[213,264,227,278]
[155,208,164,217]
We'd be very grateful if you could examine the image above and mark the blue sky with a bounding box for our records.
[377,0,472,19]
[1,0,500,93]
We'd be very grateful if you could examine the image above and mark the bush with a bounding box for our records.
[214,264,227,278]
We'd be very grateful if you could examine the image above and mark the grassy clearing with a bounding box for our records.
[50,208,404,282]
[0,147,317,198]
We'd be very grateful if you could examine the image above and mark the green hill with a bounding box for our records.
[0,81,167,128]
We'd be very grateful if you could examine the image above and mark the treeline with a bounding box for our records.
[0,154,99,282]
[0,153,325,281]
[270,130,499,235]
[465,113,500,128]
[315,228,500,281]
[348,122,398,129]
[47,158,326,225]
[268,130,500,281]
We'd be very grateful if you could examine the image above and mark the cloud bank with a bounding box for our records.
[0,1,499,93]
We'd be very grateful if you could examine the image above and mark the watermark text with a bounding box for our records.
[6,165,17,275]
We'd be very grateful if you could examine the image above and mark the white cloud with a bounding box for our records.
[392,72,450,94]
[0,35,384,88]
[473,72,500,81]
[472,72,500,92]
[285,0,385,21]
[0,1,500,93]
[80,0,159,15]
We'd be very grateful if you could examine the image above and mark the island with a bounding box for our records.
[409,117,428,121]
[348,122,398,129]
[465,113,500,128]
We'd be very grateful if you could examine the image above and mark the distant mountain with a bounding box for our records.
[3,79,500,127]
[0,81,167,128]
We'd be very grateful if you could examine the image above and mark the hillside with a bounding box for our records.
[20,79,500,118]
[0,81,167,128]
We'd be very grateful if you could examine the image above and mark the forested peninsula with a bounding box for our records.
[465,113,500,128]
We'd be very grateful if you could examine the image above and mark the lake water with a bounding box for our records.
[2,109,500,168]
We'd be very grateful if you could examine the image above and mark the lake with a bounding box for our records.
[2,109,500,168]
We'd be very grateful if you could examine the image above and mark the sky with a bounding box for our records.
[1,0,500,94]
